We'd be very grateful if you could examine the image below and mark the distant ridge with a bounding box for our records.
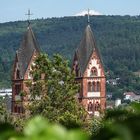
[0,15,140,88]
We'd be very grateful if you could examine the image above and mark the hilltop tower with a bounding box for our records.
[11,23,40,114]
[72,22,106,116]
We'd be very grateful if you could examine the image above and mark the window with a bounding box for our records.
[90,67,97,77]
[88,102,93,111]
[92,82,96,92]
[15,85,21,95]
[95,101,100,111]
[88,82,92,92]
[97,82,100,92]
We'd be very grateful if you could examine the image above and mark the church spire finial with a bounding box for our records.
[25,9,33,25]
[87,8,90,24]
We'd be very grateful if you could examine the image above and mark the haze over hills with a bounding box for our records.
[0,15,140,92]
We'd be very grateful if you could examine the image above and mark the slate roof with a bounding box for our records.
[75,24,102,75]
[16,25,40,79]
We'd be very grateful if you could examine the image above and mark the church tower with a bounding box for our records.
[11,22,40,114]
[72,17,106,116]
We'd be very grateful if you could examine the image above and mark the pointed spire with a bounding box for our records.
[75,22,103,75]
[16,16,40,78]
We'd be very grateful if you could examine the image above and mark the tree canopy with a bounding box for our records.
[27,53,86,129]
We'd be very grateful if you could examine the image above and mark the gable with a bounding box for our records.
[84,51,105,77]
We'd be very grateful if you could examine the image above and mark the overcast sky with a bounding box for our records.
[0,0,140,23]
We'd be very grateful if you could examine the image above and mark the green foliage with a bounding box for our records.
[1,103,140,140]
[0,97,11,123]
[28,53,86,128]
[1,15,140,90]
[0,16,139,99]
[90,118,103,136]
[0,116,89,140]
[91,103,140,140]
[0,122,17,140]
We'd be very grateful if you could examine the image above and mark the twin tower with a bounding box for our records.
[12,20,106,117]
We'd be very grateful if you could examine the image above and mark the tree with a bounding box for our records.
[91,103,140,140]
[28,53,86,129]
[0,116,89,140]
[0,97,11,123]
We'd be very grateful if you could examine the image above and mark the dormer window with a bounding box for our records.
[16,69,20,79]
[76,65,79,77]
[90,67,97,76]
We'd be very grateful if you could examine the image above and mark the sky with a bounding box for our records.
[0,0,140,23]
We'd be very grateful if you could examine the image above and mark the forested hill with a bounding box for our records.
[0,15,140,88]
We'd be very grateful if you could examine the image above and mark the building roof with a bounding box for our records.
[131,95,140,101]
[124,92,136,96]
[75,24,102,75]
[16,24,40,78]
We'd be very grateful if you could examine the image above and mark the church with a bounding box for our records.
[11,22,40,114]
[12,13,106,116]
[72,23,106,116]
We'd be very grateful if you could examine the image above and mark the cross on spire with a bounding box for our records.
[88,9,90,24]
[25,9,33,25]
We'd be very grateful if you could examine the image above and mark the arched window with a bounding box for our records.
[88,82,92,92]
[16,69,20,79]
[97,82,100,92]
[95,101,100,111]
[90,67,97,77]
[88,102,93,111]
[92,82,96,92]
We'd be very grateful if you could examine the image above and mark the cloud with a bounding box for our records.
[74,10,102,16]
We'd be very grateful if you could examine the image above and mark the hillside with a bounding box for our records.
[0,15,140,92]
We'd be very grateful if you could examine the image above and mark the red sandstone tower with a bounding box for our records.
[11,24,40,114]
[72,24,106,116]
